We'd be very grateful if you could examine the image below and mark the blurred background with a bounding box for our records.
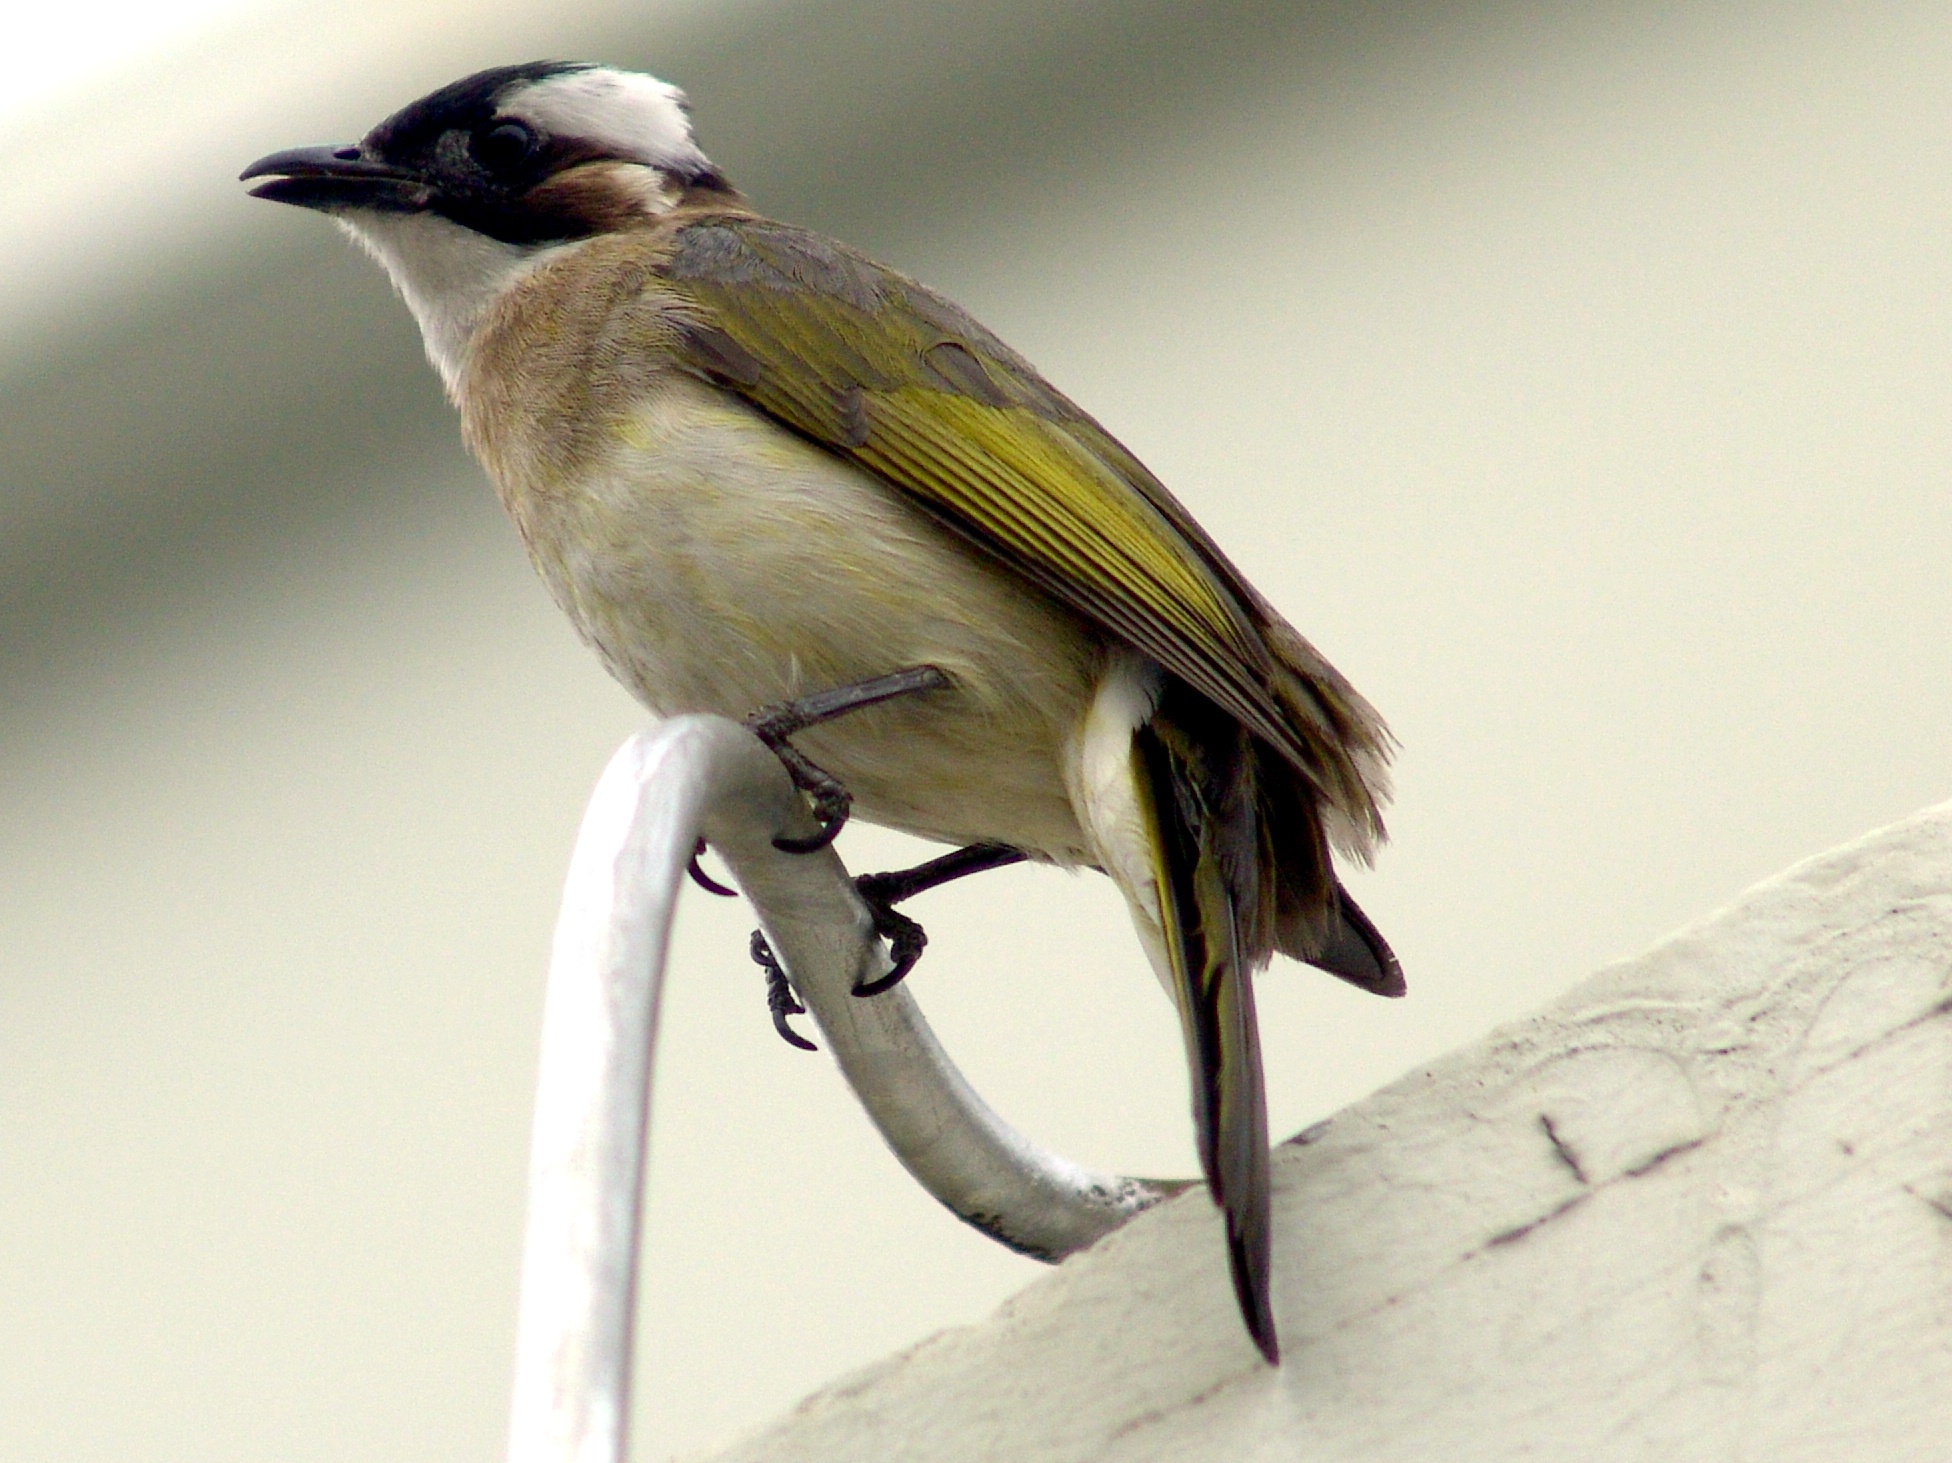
[2,0,1948,1456]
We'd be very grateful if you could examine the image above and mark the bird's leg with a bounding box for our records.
[743,664,952,854]
[853,841,1030,908]
[752,842,1027,1046]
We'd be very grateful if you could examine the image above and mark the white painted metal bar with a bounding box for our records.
[505,714,1180,1463]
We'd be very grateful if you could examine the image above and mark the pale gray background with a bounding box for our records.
[1,1,1946,1457]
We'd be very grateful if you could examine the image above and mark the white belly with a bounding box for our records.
[510,374,1108,859]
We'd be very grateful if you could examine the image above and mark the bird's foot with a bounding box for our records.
[850,843,1022,995]
[753,741,852,854]
[742,665,952,853]
[746,877,921,1042]
[851,893,927,997]
[749,841,1026,1043]
[752,929,818,1051]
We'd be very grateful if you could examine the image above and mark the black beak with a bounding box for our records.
[240,144,430,212]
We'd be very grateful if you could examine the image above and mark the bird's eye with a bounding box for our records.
[472,120,537,174]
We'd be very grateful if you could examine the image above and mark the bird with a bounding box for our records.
[242,61,1401,1364]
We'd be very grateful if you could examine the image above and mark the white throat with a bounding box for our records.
[337,211,571,397]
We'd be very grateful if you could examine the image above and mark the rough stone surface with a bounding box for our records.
[691,801,1952,1462]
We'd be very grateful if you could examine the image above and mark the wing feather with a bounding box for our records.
[657,213,1382,819]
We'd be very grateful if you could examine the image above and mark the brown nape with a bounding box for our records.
[518,164,748,236]
[675,177,753,216]
[679,169,744,202]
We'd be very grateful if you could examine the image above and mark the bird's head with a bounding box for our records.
[242,61,727,240]
[242,62,732,389]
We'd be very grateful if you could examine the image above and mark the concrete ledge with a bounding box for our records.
[694,799,1952,1462]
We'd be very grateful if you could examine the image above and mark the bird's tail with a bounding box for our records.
[1133,699,1278,1364]
[1259,752,1406,998]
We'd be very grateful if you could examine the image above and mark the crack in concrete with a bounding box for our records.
[1102,1369,1251,1445]
[1539,1113,1590,1186]
[1902,1181,1952,1224]
[1488,1193,1591,1248]
[1623,1135,1707,1179]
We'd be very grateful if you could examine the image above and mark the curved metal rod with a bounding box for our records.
[506,715,1183,1463]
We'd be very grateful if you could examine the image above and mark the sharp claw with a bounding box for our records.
[752,929,817,1051]
[687,840,738,897]
[851,959,914,998]
[772,783,851,853]
[772,1005,818,1052]
[772,812,846,854]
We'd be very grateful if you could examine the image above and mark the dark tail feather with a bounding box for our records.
[1301,884,1405,998]
[1260,753,1405,998]
[1134,716,1279,1364]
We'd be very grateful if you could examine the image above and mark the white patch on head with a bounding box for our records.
[336,211,572,397]
[503,67,709,175]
